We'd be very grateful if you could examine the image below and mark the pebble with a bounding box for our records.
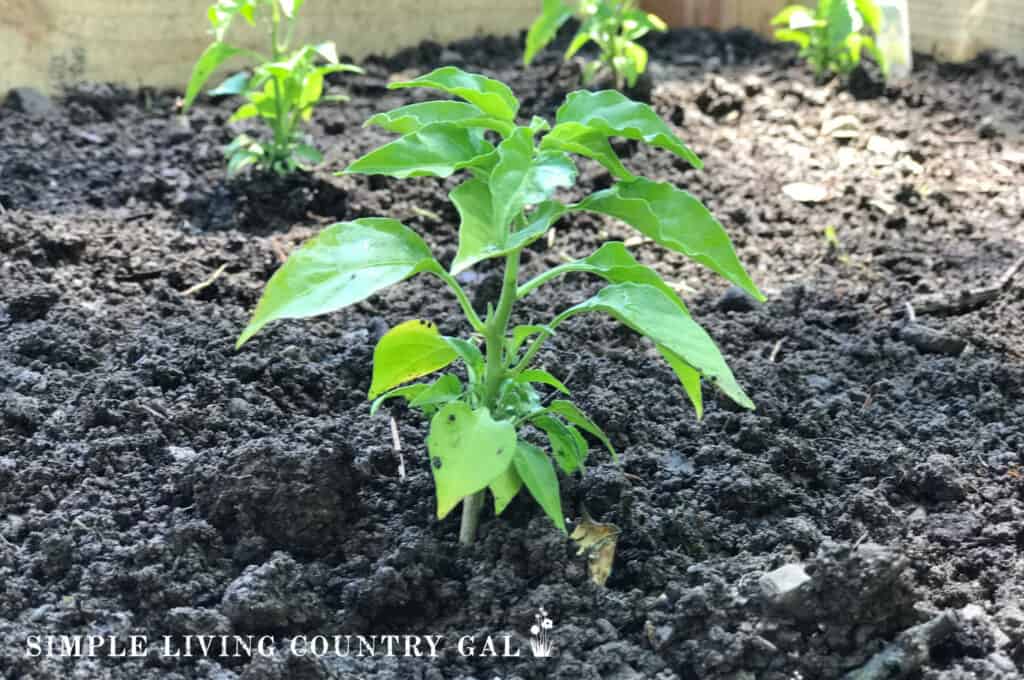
[759,563,811,604]
[4,88,55,117]
[716,285,761,312]
[900,323,966,355]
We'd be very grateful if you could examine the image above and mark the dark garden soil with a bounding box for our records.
[2,26,1024,680]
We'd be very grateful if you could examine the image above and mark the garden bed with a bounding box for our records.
[2,28,1023,680]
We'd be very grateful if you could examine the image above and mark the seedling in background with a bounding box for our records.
[524,0,666,89]
[183,0,362,175]
[772,0,888,78]
[237,68,763,544]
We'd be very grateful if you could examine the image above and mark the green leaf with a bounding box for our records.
[508,324,555,357]
[656,344,703,419]
[226,146,261,177]
[368,319,458,399]
[388,66,520,122]
[532,415,587,474]
[524,0,575,65]
[313,41,339,64]
[237,218,437,347]
[621,42,648,83]
[490,128,576,236]
[369,383,429,416]
[444,337,485,385]
[827,0,855,47]
[854,0,883,33]
[527,241,688,311]
[427,403,516,519]
[344,123,494,178]
[449,178,567,275]
[517,369,570,394]
[774,28,812,49]
[540,122,635,181]
[408,374,463,410]
[292,143,323,165]
[497,379,543,420]
[489,466,523,515]
[298,72,325,118]
[364,101,488,135]
[184,42,244,110]
[228,102,259,123]
[547,400,616,461]
[555,89,703,169]
[554,283,754,409]
[208,71,251,97]
[513,441,567,533]
[575,178,764,302]
[579,242,688,311]
[772,5,816,28]
[622,9,667,39]
[564,18,595,59]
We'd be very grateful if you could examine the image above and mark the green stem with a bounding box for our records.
[516,262,587,300]
[269,4,288,165]
[510,329,553,376]
[459,491,486,545]
[483,251,521,406]
[431,267,486,334]
[459,249,521,546]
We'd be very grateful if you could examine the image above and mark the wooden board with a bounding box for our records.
[0,0,537,95]
[641,0,1024,62]
[3,0,1022,95]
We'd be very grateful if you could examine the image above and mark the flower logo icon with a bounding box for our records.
[528,608,555,658]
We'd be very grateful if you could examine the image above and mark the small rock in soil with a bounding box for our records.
[220,552,326,633]
[166,607,233,636]
[5,284,60,321]
[900,323,967,355]
[760,563,811,604]
[3,88,56,117]
[912,453,967,502]
[716,284,761,312]
[761,542,916,631]
[697,76,745,118]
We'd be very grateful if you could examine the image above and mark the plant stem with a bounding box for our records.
[431,267,486,333]
[483,251,521,406]
[516,262,587,299]
[459,490,486,545]
[459,250,521,545]
[269,3,288,164]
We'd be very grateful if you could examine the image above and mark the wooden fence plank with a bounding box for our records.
[2,0,1021,95]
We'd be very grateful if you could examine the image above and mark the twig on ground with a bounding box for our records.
[842,611,959,680]
[181,264,228,296]
[912,256,1024,315]
[769,338,785,363]
[390,416,406,481]
[623,235,652,247]
[271,237,289,263]
[139,404,168,421]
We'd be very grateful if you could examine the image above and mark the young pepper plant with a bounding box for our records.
[772,0,888,78]
[182,0,362,175]
[524,0,666,89]
[236,67,764,545]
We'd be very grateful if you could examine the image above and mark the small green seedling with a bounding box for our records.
[772,0,888,78]
[524,0,666,89]
[237,68,763,544]
[183,0,363,175]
